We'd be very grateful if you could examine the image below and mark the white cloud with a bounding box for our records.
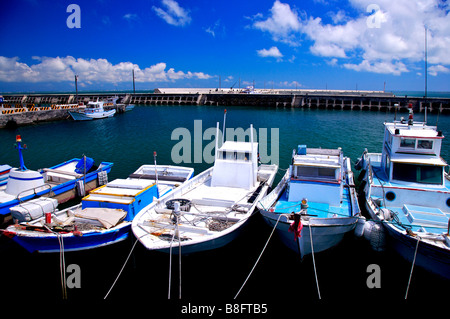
[251,0,450,75]
[0,56,212,84]
[252,0,301,45]
[152,0,191,27]
[257,46,283,60]
[343,60,409,75]
[205,20,223,38]
[123,13,139,22]
[428,64,450,76]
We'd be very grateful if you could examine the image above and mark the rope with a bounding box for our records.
[308,222,321,300]
[104,237,140,299]
[58,232,67,300]
[44,224,67,299]
[168,214,182,299]
[405,235,420,299]
[234,213,286,299]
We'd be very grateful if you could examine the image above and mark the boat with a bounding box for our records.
[0,135,113,222]
[3,163,194,253]
[125,104,135,112]
[0,164,12,187]
[258,145,360,258]
[132,123,278,254]
[68,99,116,121]
[356,105,450,279]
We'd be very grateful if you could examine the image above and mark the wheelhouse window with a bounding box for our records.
[400,138,415,148]
[417,139,433,150]
[392,163,442,184]
[219,151,250,161]
[296,166,336,180]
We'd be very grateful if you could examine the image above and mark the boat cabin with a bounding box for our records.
[380,121,447,186]
[85,101,105,113]
[288,146,343,206]
[211,140,258,190]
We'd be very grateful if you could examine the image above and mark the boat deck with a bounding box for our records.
[273,187,352,218]
[181,176,255,216]
[383,204,449,236]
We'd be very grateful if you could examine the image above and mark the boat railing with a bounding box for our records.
[366,155,374,198]
[257,170,288,211]
[16,183,54,202]
[149,168,213,212]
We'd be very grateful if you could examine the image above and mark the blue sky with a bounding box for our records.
[0,0,449,92]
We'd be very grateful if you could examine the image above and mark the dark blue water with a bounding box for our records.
[0,105,448,309]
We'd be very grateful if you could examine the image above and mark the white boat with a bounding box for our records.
[69,100,116,121]
[258,145,360,258]
[356,106,450,279]
[4,164,194,253]
[132,123,278,254]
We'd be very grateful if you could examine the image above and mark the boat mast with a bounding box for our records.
[424,25,428,99]
[15,135,27,171]
[154,151,159,192]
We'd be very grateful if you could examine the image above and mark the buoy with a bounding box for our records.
[76,179,85,197]
[354,216,366,237]
[380,208,392,221]
[363,220,386,252]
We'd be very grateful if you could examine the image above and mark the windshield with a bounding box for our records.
[392,163,443,184]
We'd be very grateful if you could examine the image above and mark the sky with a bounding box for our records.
[0,0,449,93]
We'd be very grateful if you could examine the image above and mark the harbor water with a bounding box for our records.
[0,104,449,308]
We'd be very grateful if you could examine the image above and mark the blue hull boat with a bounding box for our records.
[0,164,11,187]
[5,164,194,253]
[0,136,113,221]
[356,106,450,280]
[258,146,360,258]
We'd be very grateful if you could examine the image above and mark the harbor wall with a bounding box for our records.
[1,91,449,128]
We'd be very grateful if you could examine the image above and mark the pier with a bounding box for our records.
[1,89,449,128]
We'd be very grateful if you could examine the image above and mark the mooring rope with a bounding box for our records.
[168,214,182,299]
[308,222,321,300]
[104,236,140,299]
[44,224,67,300]
[405,235,421,299]
[234,213,286,299]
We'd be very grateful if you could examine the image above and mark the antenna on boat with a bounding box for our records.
[15,135,27,171]
[222,109,227,145]
[250,124,255,186]
[408,103,414,126]
[424,103,427,124]
[153,151,159,191]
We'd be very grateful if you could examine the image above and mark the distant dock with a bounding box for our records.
[1,89,449,128]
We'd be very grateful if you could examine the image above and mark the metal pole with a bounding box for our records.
[425,26,428,98]
[132,69,135,95]
[75,75,78,104]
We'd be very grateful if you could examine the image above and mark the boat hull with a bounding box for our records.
[365,200,450,280]
[260,210,357,258]
[155,218,250,255]
[6,222,131,253]
[69,109,116,121]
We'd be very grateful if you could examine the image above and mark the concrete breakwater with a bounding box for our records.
[1,89,449,128]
